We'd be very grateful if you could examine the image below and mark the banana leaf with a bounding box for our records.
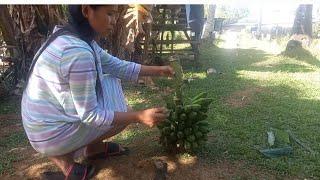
[287,130,316,155]
[259,146,293,158]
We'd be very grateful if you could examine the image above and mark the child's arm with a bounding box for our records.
[96,43,174,80]
[100,52,141,81]
[139,65,174,77]
[112,107,168,127]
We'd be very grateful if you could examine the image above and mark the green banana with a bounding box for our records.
[192,142,199,149]
[195,132,203,139]
[184,104,201,112]
[179,113,187,121]
[177,131,184,139]
[188,111,198,120]
[187,135,196,142]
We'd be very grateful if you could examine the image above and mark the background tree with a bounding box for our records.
[0,5,152,96]
[202,5,216,39]
[283,4,314,58]
[0,5,66,94]
[292,4,313,37]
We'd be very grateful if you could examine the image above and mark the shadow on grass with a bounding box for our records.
[0,96,21,115]
[281,45,320,68]
[179,42,319,75]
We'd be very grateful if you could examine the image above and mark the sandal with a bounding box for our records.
[65,163,95,180]
[40,163,95,180]
[88,142,130,160]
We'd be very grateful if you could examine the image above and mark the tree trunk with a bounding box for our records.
[283,4,314,57]
[202,4,216,39]
[0,5,66,95]
[292,4,313,37]
[0,5,16,47]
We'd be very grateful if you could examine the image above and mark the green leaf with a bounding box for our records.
[259,146,293,158]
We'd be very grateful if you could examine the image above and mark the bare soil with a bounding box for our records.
[224,87,265,108]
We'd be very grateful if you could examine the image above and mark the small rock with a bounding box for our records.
[183,78,194,84]
[138,79,145,84]
[187,78,194,83]
[207,68,217,75]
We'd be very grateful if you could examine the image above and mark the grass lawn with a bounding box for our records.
[176,36,320,178]
[0,96,27,175]
[121,34,320,178]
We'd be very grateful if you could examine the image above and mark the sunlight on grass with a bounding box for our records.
[251,56,316,70]
[184,72,207,79]
[177,154,197,166]
[237,70,275,81]
[237,70,320,99]
[113,128,143,141]
[127,97,148,106]
[123,84,164,110]
[174,43,191,50]
[218,32,284,54]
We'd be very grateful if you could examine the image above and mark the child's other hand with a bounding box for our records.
[159,66,175,77]
[137,107,169,127]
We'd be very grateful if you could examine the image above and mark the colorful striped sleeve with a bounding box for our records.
[95,43,141,82]
[61,46,114,130]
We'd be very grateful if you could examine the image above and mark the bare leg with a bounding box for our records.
[86,104,134,156]
[86,124,128,156]
[46,123,128,176]
[48,152,75,176]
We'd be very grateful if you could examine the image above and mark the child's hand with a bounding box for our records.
[159,66,175,77]
[137,107,169,127]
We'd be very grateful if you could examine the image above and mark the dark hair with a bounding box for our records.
[67,5,101,43]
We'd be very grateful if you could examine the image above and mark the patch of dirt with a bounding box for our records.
[225,87,266,108]
[1,123,295,180]
[0,114,22,138]
[0,114,21,121]
[2,145,50,180]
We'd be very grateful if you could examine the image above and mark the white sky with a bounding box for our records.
[216,0,320,25]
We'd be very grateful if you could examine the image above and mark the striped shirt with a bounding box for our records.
[21,26,141,155]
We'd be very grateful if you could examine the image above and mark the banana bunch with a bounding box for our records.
[159,57,212,152]
[158,91,213,152]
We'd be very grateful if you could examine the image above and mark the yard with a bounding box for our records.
[0,32,319,179]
